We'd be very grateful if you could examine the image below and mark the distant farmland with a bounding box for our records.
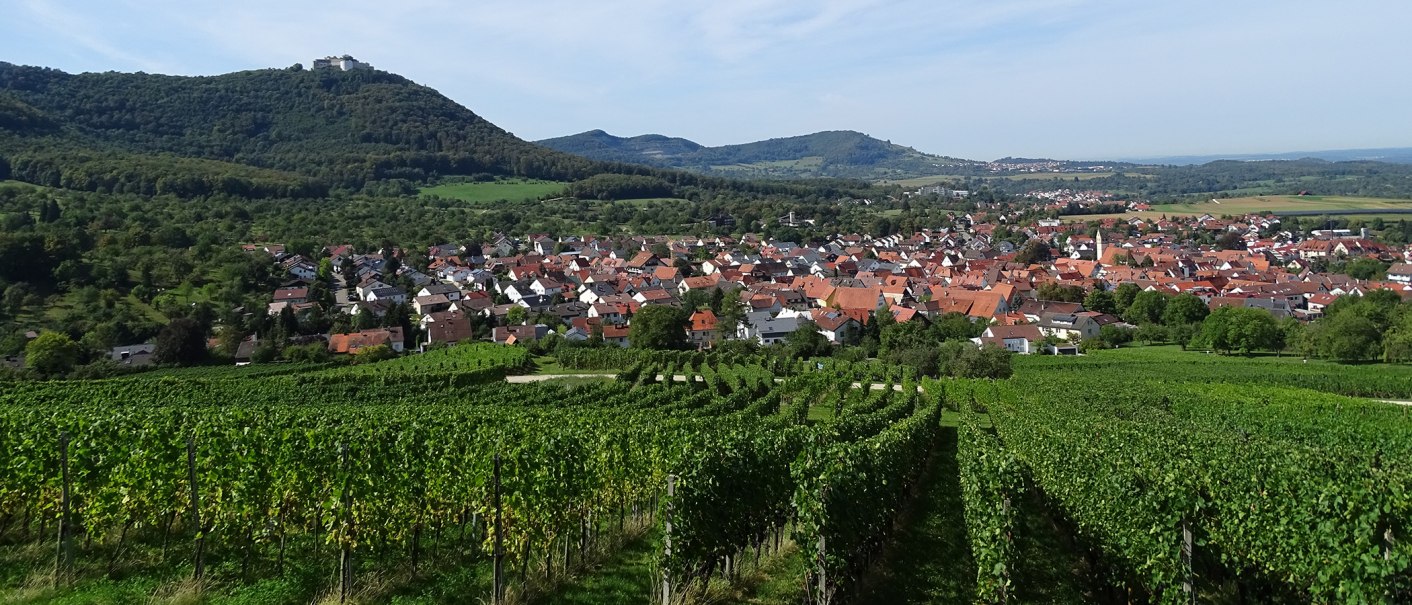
[1061,195,1412,222]
[882,171,1147,187]
[421,179,568,203]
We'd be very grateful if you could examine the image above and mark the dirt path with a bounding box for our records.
[508,374,924,393]
[507,374,616,383]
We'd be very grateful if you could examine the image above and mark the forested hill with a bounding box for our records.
[536,130,705,164]
[0,62,699,198]
[538,129,981,179]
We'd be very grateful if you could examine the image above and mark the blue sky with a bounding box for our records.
[5,0,1410,160]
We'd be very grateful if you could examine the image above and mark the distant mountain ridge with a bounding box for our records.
[1,62,851,202]
[536,130,704,164]
[537,129,981,179]
[1124,147,1412,166]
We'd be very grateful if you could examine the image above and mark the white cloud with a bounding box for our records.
[2,0,1409,158]
[16,0,176,73]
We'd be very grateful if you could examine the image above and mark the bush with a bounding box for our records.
[938,342,1013,379]
[251,344,279,363]
[282,342,331,364]
[25,331,80,376]
[351,344,396,364]
[1078,338,1110,354]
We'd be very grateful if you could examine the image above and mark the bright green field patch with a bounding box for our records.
[881,172,1151,187]
[421,179,568,203]
[0,180,49,191]
[710,156,826,172]
[1000,171,1115,181]
[1065,195,1412,222]
[1152,195,1412,216]
[612,197,692,205]
[881,175,967,187]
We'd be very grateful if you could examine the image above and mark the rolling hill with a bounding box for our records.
[0,62,615,197]
[538,129,982,180]
[0,62,861,203]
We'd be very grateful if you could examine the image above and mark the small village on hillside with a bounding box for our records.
[239,204,1412,362]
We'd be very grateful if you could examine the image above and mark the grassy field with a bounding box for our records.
[420,179,568,203]
[610,198,693,206]
[1061,194,1412,222]
[0,180,48,191]
[710,157,827,172]
[882,172,1150,187]
[1000,171,1116,181]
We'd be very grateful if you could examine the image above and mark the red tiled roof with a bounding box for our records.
[690,309,718,331]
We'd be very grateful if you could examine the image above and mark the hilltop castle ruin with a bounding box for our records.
[311,55,372,71]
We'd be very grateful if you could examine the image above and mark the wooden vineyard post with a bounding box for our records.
[54,431,73,588]
[1385,527,1396,562]
[187,434,204,580]
[661,474,675,605]
[1001,496,1012,605]
[493,453,504,605]
[338,443,353,603]
[1181,521,1195,605]
[814,480,831,605]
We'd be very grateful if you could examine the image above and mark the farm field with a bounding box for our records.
[881,172,1155,187]
[2,344,1411,604]
[996,171,1115,181]
[420,179,568,203]
[1061,195,1412,222]
[710,157,827,173]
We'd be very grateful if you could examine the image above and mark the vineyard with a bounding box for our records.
[0,344,1410,604]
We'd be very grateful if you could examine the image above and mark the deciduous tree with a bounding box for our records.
[629,305,687,350]
[154,317,209,365]
[25,330,79,376]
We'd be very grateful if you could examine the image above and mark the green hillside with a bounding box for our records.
[0,62,877,204]
[0,62,608,196]
[539,129,981,179]
[536,129,704,164]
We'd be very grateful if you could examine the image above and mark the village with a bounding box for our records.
[241,205,1412,362]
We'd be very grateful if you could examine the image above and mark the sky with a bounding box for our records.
[4,0,1411,161]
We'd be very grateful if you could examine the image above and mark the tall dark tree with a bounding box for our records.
[154,318,209,365]
[1083,289,1117,315]
[629,305,687,350]
[1112,283,1142,314]
[783,320,831,359]
[1123,290,1170,325]
[1162,293,1210,326]
[1012,239,1051,265]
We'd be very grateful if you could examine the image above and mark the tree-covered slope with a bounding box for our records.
[538,129,981,179]
[0,62,606,196]
[536,129,704,164]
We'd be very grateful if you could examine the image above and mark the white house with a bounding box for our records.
[356,280,392,301]
[1035,313,1100,341]
[973,325,1044,354]
[417,283,463,302]
[737,312,803,346]
[366,287,408,305]
[530,277,565,298]
[1389,263,1412,285]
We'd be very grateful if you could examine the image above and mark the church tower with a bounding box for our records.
[1095,229,1103,263]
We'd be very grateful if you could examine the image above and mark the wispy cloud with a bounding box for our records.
[2,1,1408,159]
[16,0,176,73]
